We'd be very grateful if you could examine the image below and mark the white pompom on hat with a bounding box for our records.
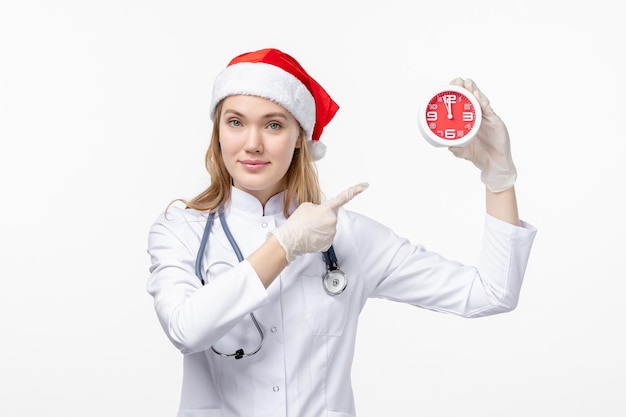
[209,48,339,161]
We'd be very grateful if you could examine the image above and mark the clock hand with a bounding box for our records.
[444,95,453,119]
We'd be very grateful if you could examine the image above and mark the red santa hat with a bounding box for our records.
[209,48,339,160]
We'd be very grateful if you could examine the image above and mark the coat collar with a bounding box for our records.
[229,186,288,217]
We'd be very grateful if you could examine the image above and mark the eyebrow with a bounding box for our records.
[222,109,290,120]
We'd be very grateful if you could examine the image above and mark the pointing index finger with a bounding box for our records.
[325,182,369,211]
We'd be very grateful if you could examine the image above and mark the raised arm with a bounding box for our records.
[447,78,520,226]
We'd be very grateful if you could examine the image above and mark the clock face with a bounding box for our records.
[418,85,482,147]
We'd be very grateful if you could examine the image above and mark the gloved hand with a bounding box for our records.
[269,182,369,264]
[448,78,517,193]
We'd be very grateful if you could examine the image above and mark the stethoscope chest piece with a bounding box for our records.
[323,269,347,295]
[322,245,346,295]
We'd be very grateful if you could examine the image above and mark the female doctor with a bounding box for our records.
[146,48,537,417]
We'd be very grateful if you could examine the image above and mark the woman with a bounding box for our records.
[147,48,537,417]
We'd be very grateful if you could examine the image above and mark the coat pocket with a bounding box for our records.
[301,273,350,336]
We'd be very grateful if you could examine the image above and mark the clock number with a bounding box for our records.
[426,111,438,121]
[443,94,457,104]
[462,112,473,122]
[444,129,456,139]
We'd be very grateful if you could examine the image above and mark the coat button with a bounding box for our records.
[261,222,268,228]
[273,386,280,392]
[270,326,277,333]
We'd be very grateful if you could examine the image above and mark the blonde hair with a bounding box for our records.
[179,100,322,217]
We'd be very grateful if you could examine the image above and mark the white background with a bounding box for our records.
[1,1,624,416]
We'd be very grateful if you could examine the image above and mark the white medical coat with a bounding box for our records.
[147,187,537,417]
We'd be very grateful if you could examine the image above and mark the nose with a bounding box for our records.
[243,127,263,153]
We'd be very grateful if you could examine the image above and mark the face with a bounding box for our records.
[219,95,301,205]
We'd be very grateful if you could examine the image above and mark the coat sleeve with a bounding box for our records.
[146,208,269,354]
[342,211,537,317]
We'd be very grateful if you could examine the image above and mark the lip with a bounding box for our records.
[239,159,269,171]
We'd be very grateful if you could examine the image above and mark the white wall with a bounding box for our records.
[1,1,623,416]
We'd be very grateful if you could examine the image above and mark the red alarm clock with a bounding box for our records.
[418,84,482,147]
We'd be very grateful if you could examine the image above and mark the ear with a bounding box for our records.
[294,128,304,149]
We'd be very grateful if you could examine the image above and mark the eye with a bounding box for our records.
[228,119,242,127]
[267,122,281,130]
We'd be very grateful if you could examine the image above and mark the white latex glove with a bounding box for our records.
[269,182,369,264]
[448,78,517,193]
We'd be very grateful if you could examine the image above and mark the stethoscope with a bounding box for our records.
[194,207,347,359]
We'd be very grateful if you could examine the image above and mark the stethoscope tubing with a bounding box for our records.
[195,207,264,359]
[194,206,344,359]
